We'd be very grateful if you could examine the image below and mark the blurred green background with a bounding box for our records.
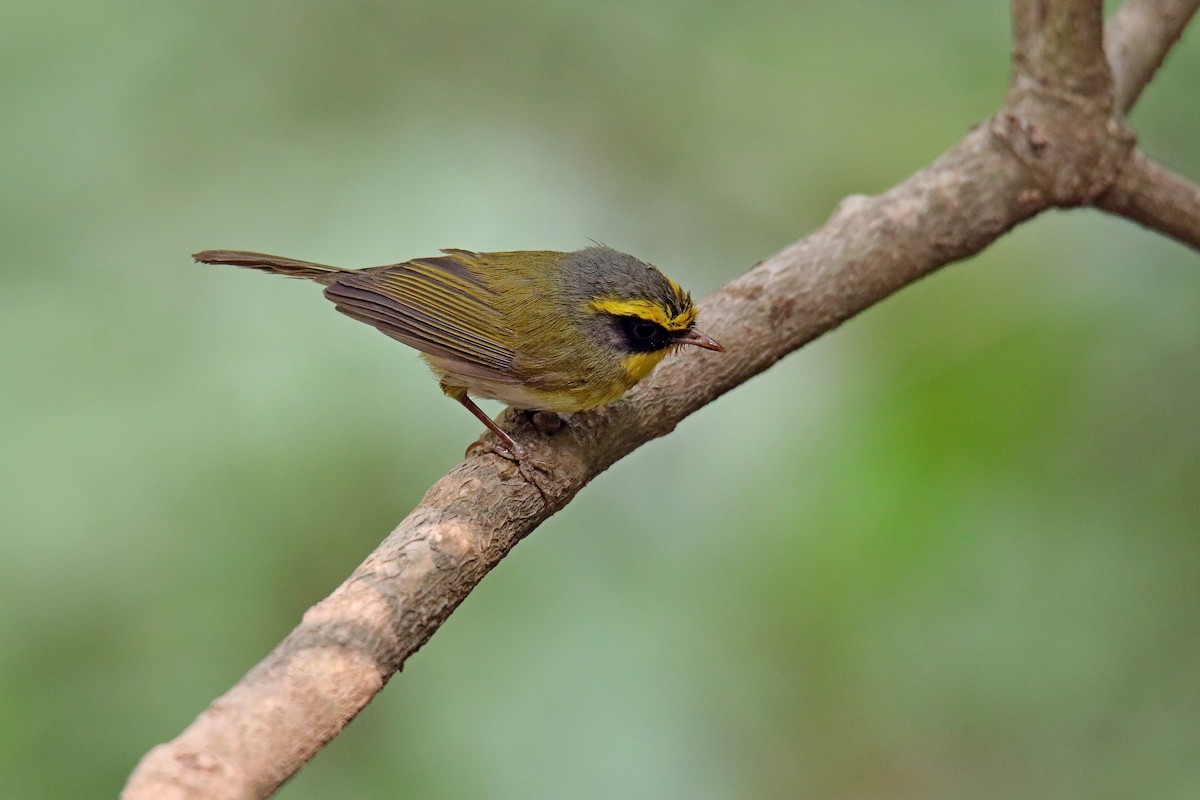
[2,1,1198,798]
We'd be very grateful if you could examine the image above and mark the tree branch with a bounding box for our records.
[1096,0,1200,250]
[122,2,1197,798]
[1011,0,1110,99]
[1107,0,1200,113]
[125,125,1050,800]
[1004,1,1133,205]
[1095,148,1200,250]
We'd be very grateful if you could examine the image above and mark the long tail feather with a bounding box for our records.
[193,250,343,283]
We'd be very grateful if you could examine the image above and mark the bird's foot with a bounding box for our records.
[465,435,526,461]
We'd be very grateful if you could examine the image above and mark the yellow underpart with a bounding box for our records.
[589,296,698,331]
[622,349,670,384]
[482,351,665,410]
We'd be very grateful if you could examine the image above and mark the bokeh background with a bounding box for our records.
[2,1,1198,797]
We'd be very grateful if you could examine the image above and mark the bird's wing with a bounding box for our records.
[323,251,522,385]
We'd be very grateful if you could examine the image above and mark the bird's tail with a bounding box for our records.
[192,250,344,284]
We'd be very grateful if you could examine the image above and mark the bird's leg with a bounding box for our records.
[447,389,526,459]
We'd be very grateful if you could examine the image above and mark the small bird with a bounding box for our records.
[194,246,723,455]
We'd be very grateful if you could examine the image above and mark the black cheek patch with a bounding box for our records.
[616,316,671,352]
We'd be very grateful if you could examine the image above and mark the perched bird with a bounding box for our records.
[194,246,723,455]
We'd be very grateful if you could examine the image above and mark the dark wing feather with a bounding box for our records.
[323,252,521,384]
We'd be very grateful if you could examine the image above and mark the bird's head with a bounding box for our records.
[564,246,723,382]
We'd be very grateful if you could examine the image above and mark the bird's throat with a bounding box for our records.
[621,349,670,385]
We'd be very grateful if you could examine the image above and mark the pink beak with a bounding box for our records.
[675,329,725,352]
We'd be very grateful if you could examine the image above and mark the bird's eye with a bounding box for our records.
[618,316,669,352]
[632,321,656,341]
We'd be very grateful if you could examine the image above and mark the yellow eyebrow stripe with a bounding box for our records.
[589,297,697,331]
